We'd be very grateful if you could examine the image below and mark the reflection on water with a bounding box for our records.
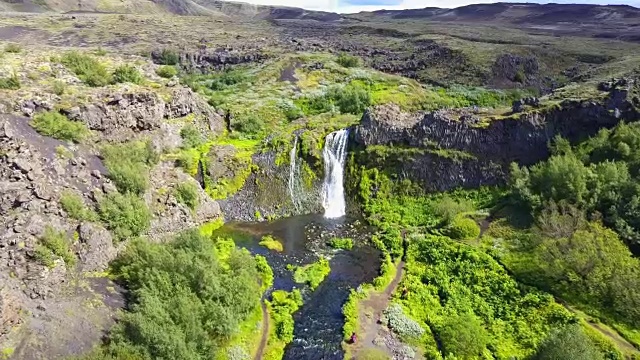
[214,214,381,360]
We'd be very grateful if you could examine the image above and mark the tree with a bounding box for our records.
[533,324,603,360]
[438,312,488,360]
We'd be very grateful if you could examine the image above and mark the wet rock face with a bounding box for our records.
[353,82,638,191]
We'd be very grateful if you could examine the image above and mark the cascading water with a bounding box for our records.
[288,136,301,211]
[321,129,349,219]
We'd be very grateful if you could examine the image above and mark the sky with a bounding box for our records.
[225,0,638,13]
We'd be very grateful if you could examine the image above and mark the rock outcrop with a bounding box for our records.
[61,87,224,142]
[353,81,638,191]
[151,48,268,73]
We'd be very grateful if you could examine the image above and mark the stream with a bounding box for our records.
[215,214,380,360]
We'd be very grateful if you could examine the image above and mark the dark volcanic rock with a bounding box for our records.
[152,48,268,73]
[353,84,638,191]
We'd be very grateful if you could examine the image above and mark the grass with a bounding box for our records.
[174,182,199,210]
[259,235,284,252]
[33,226,76,268]
[59,51,111,87]
[31,111,89,143]
[60,190,98,221]
[98,192,152,241]
[289,257,331,290]
[112,64,143,84]
[0,73,20,90]
[199,218,225,237]
[156,65,178,78]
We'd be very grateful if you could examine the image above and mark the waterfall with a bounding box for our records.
[288,136,300,211]
[322,129,349,219]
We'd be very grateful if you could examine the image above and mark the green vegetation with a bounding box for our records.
[180,125,205,149]
[112,64,143,84]
[174,182,199,210]
[158,49,179,65]
[87,230,262,360]
[328,237,353,250]
[336,53,361,68]
[101,141,158,195]
[60,51,111,87]
[259,235,284,252]
[30,111,89,143]
[52,80,66,95]
[0,73,20,90]
[290,257,331,290]
[98,192,151,241]
[264,290,303,360]
[438,312,489,359]
[4,43,21,53]
[156,65,178,78]
[445,216,480,240]
[60,190,97,221]
[33,226,76,268]
[533,324,603,360]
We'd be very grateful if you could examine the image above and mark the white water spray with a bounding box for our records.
[322,129,349,218]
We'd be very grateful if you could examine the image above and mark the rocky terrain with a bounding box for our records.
[0,0,639,359]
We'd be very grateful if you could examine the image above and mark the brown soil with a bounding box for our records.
[254,300,269,360]
[347,260,405,360]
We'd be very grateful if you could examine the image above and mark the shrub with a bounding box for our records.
[158,49,179,65]
[174,182,199,210]
[101,141,157,195]
[336,53,360,68]
[31,111,89,143]
[52,80,66,95]
[34,225,76,268]
[105,231,261,359]
[60,51,111,87]
[438,312,489,359]
[382,303,425,339]
[259,235,284,252]
[533,324,603,360]
[232,114,264,136]
[209,69,247,91]
[329,84,371,115]
[180,124,204,149]
[267,290,303,343]
[291,258,331,290]
[156,65,178,78]
[329,237,353,250]
[112,64,143,84]
[0,73,20,90]
[60,190,97,221]
[433,196,474,224]
[4,43,21,53]
[446,217,480,240]
[98,192,151,241]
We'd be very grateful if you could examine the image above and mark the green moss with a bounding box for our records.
[328,237,353,250]
[265,289,303,359]
[289,258,331,290]
[259,235,284,252]
[199,218,225,237]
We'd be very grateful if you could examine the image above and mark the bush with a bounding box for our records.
[267,290,303,343]
[4,43,21,53]
[33,225,76,268]
[291,258,331,290]
[112,64,143,84]
[174,182,199,210]
[156,65,178,78]
[158,49,179,65]
[446,217,480,240]
[52,80,66,95]
[104,230,262,359]
[336,53,360,68]
[31,111,89,143]
[329,84,371,115]
[232,114,264,136]
[60,51,111,87]
[98,192,151,241]
[60,190,97,221]
[433,196,474,224]
[259,235,284,252]
[329,237,353,250]
[101,141,157,195]
[382,303,425,340]
[0,73,20,90]
[533,324,603,360]
[180,124,204,149]
[438,312,489,359]
[209,69,247,90]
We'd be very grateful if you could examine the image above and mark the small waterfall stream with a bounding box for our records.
[321,129,349,219]
[288,136,301,212]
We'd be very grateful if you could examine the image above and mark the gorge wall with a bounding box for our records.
[351,81,639,192]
